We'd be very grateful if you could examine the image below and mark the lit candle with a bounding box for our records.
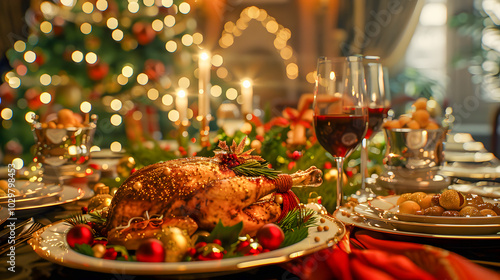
[176,89,187,123]
[241,79,253,117]
[198,51,211,119]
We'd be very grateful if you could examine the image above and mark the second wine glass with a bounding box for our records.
[353,56,391,202]
[313,56,368,210]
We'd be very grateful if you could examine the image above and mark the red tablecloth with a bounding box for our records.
[283,227,500,280]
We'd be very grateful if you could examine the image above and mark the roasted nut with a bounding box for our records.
[398,200,421,215]
[439,190,466,210]
[423,206,445,216]
[480,209,497,216]
[442,210,460,216]
[459,206,481,217]
[397,193,412,205]
[465,193,484,208]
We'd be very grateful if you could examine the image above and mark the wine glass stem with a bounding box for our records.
[334,157,345,209]
[360,138,368,190]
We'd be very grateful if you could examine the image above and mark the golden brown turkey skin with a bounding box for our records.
[105,156,323,236]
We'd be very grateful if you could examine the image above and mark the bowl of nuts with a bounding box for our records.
[377,98,450,193]
[31,109,97,170]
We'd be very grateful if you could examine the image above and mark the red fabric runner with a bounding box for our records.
[282,227,500,280]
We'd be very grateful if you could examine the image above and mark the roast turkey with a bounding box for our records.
[105,140,323,241]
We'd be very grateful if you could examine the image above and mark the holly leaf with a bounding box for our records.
[279,227,309,248]
[73,243,94,257]
[198,220,243,248]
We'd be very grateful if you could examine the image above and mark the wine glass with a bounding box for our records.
[313,56,368,209]
[353,56,391,202]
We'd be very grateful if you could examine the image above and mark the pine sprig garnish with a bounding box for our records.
[277,208,318,248]
[232,160,281,179]
[277,208,317,233]
[216,136,282,179]
[89,210,107,224]
[65,213,88,227]
[64,210,107,227]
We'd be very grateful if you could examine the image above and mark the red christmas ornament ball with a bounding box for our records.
[87,62,109,81]
[132,22,156,45]
[136,239,165,262]
[66,224,94,248]
[255,223,285,250]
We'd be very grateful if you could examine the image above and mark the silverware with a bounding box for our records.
[0,217,33,242]
[0,222,43,255]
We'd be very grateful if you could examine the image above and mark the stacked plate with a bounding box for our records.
[0,180,84,217]
[336,195,500,239]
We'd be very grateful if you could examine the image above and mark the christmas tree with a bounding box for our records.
[0,0,220,164]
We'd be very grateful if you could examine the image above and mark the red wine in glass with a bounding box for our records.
[314,114,368,158]
[365,107,390,139]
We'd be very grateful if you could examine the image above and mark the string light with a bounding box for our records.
[179,2,190,14]
[96,0,108,11]
[162,94,173,106]
[24,51,36,63]
[85,52,98,64]
[164,15,175,27]
[219,6,298,79]
[1,108,13,120]
[72,50,84,63]
[122,65,134,77]
[40,21,53,34]
[165,40,177,52]
[226,88,237,100]
[210,85,222,97]
[107,18,118,29]
[110,114,122,126]
[80,101,92,113]
[147,88,159,100]
[40,74,51,86]
[40,92,52,104]
[110,99,122,111]
[82,2,94,14]
[13,41,26,52]
[112,29,124,41]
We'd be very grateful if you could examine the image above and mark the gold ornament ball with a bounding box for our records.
[92,244,106,258]
[117,156,136,178]
[88,184,113,211]
[160,227,191,262]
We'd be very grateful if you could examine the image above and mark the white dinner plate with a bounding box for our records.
[439,163,500,181]
[444,152,496,163]
[336,205,500,240]
[444,142,485,152]
[359,195,500,226]
[29,214,345,275]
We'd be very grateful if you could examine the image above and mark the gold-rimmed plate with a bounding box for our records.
[0,180,62,204]
[29,214,345,275]
[336,206,500,239]
[358,195,500,226]
[14,186,84,217]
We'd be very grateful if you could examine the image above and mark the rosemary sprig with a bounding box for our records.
[89,210,107,224]
[65,213,88,227]
[277,208,317,233]
[64,209,107,227]
[232,160,281,179]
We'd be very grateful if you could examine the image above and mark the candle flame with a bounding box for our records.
[200,51,210,61]
[242,79,252,88]
[177,89,186,98]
